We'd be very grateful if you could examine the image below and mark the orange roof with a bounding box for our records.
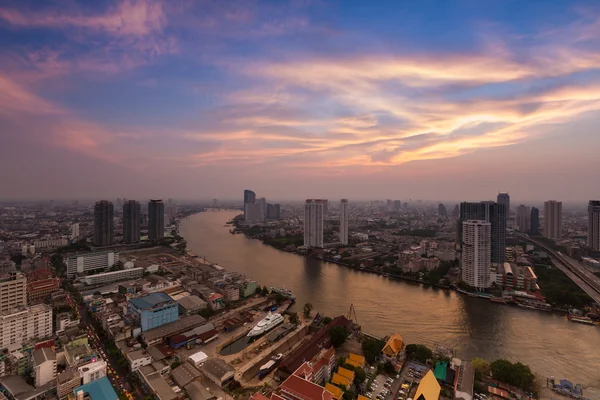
[357,396,369,400]
[414,370,440,400]
[331,373,350,387]
[382,333,404,357]
[337,367,355,381]
[345,358,361,368]
[324,383,343,400]
[347,353,365,366]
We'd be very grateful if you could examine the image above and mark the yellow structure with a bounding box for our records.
[345,353,366,368]
[357,396,369,400]
[331,373,351,388]
[382,333,405,358]
[325,383,343,400]
[414,370,441,400]
[337,367,355,384]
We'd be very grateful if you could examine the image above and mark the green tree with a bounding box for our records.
[289,312,300,325]
[261,286,270,296]
[383,361,395,375]
[354,367,366,384]
[322,316,332,325]
[303,303,313,318]
[361,337,385,364]
[255,286,262,295]
[405,344,433,363]
[329,326,350,348]
[343,389,355,400]
[489,359,535,390]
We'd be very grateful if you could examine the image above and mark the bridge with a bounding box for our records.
[517,234,600,305]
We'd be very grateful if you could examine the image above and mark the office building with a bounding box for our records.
[530,207,540,235]
[243,190,256,221]
[544,200,563,240]
[340,199,348,246]
[123,200,141,244]
[93,201,114,247]
[461,220,491,290]
[63,251,117,278]
[516,205,531,232]
[82,268,144,286]
[129,292,179,331]
[0,273,27,313]
[304,200,324,248]
[0,304,53,349]
[33,347,56,388]
[322,199,329,215]
[438,203,447,218]
[245,202,264,222]
[148,199,165,241]
[497,193,510,216]
[459,201,506,264]
[588,201,600,251]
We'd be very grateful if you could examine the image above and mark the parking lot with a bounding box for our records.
[364,367,402,400]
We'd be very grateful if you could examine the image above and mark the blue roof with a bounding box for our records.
[129,292,173,310]
[74,377,118,400]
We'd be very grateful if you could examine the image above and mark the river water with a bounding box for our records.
[180,210,600,397]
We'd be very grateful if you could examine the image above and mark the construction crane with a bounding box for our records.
[347,303,358,324]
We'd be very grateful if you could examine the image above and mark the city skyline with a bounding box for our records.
[2,1,600,200]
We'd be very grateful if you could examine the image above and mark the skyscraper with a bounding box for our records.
[497,193,510,216]
[322,199,329,215]
[438,203,447,218]
[587,200,600,251]
[123,200,141,244]
[304,199,324,248]
[461,220,491,290]
[94,200,114,247]
[516,205,531,232]
[148,199,165,241]
[530,207,540,235]
[543,200,562,240]
[340,199,348,245]
[459,201,506,264]
[243,189,256,221]
[273,204,281,219]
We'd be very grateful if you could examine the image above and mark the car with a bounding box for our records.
[396,374,400,379]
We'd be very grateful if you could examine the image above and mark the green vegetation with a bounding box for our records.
[383,361,396,374]
[289,312,300,325]
[533,266,593,308]
[261,286,269,296]
[322,316,332,325]
[55,240,91,254]
[393,229,437,238]
[361,337,385,364]
[303,303,313,318]
[342,389,355,400]
[198,308,214,319]
[171,361,182,369]
[405,344,433,363]
[490,359,535,390]
[421,260,456,284]
[329,326,350,348]
[263,235,304,249]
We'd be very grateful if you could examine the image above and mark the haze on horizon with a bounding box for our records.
[1,0,599,202]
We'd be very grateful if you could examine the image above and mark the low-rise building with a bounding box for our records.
[176,295,207,315]
[201,358,235,387]
[74,376,118,400]
[64,251,118,278]
[127,350,152,372]
[33,347,56,388]
[129,292,179,332]
[82,268,144,286]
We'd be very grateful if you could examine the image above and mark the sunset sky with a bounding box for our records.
[1,0,600,202]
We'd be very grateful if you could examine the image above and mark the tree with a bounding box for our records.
[303,303,313,318]
[289,312,300,325]
[343,389,355,400]
[472,357,490,381]
[322,316,332,325]
[490,359,535,390]
[405,344,433,363]
[255,286,262,295]
[383,361,395,375]
[361,337,385,364]
[329,326,350,348]
[354,367,366,384]
[261,286,270,296]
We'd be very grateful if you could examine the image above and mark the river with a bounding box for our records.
[180,210,600,397]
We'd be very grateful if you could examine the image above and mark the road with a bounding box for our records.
[518,235,600,304]
[65,293,136,399]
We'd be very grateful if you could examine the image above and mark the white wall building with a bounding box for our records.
[0,273,27,313]
[82,267,144,286]
[70,223,80,240]
[543,200,562,240]
[127,350,152,371]
[33,347,56,388]
[0,304,53,348]
[461,220,491,290]
[339,199,348,246]
[78,360,107,384]
[64,251,118,278]
[34,238,68,250]
[304,199,324,248]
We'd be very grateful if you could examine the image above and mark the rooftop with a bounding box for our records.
[127,349,150,362]
[414,370,441,400]
[146,373,177,400]
[202,358,235,380]
[177,295,208,311]
[185,381,216,400]
[129,292,174,310]
[280,374,334,400]
[142,314,206,342]
[74,377,118,400]
[33,347,55,365]
[172,363,201,387]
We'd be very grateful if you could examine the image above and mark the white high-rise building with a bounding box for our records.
[0,304,53,348]
[516,205,531,232]
[0,273,27,313]
[340,199,348,245]
[544,200,563,240]
[588,201,600,251]
[304,200,324,248]
[70,223,80,240]
[461,220,491,290]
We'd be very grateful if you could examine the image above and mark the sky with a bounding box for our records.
[1,0,600,202]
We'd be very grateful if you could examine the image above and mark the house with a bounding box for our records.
[414,370,440,400]
[382,333,405,358]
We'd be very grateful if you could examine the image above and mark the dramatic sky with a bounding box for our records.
[1,0,600,202]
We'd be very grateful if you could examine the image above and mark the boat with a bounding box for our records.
[567,315,596,325]
[247,312,285,337]
[489,297,507,304]
[258,360,278,379]
[270,286,296,300]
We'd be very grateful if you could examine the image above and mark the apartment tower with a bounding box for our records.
[93,200,114,247]
[304,200,324,248]
[148,199,165,241]
[543,200,563,240]
[588,200,600,251]
[340,199,349,246]
[123,200,141,244]
[461,220,491,290]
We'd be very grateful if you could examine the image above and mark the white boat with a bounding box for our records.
[247,312,284,337]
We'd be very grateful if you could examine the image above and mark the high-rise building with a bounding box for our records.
[438,203,447,218]
[123,200,141,244]
[322,200,329,215]
[393,200,402,211]
[304,200,324,248]
[543,200,563,240]
[0,273,27,313]
[93,201,114,247]
[0,304,53,349]
[459,201,506,264]
[530,207,540,235]
[516,205,531,232]
[70,223,80,241]
[588,200,600,251]
[340,199,348,246]
[148,199,165,241]
[461,220,491,290]
[497,193,510,216]
[243,190,256,221]
[273,204,281,219]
